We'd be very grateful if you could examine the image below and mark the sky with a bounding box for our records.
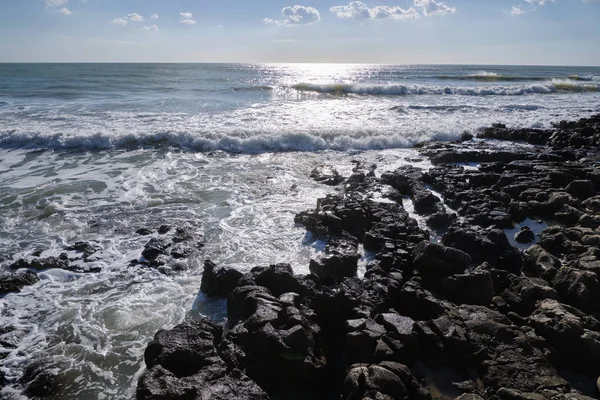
[0,0,599,65]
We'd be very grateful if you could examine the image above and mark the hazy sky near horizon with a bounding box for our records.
[0,0,599,65]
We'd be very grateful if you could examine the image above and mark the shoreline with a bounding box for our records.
[135,113,600,399]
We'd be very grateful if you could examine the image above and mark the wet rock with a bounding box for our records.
[141,238,171,262]
[0,271,39,295]
[9,253,100,273]
[309,233,360,284]
[200,260,243,297]
[157,225,172,234]
[136,227,153,235]
[310,164,344,186]
[515,227,535,244]
[413,241,471,282]
[65,241,101,257]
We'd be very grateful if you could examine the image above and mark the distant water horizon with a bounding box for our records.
[1,63,599,153]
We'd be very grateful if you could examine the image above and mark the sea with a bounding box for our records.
[1,63,599,399]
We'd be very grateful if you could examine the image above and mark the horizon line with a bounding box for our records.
[1,61,600,68]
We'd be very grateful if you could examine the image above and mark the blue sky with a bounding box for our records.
[0,0,599,64]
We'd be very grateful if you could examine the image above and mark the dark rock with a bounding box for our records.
[137,365,269,400]
[144,319,224,378]
[443,225,521,271]
[514,227,535,244]
[341,362,431,400]
[200,260,243,297]
[529,299,600,374]
[552,267,600,312]
[523,245,561,281]
[309,233,360,284]
[136,228,153,235]
[439,269,495,305]
[141,238,171,262]
[0,271,39,294]
[310,164,344,186]
[157,225,172,234]
[413,241,471,281]
[65,241,101,257]
[566,180,596,200]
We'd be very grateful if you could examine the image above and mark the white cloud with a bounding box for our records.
[330,2,418,20]
[59,7,71,15]
[511,5,525,14]
[151,13,159,19]
[111,18,128,26]
[525,0,555,5]
[264,5,321,26]
[180,12,196,24]
[414,0,456,16]
[128,13,144,22]
[45,0,69,7]
[142,25,160,32]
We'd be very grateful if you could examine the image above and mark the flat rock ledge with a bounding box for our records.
[136,114,600,400]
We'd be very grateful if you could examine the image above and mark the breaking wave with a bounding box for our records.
[292,81,600,96]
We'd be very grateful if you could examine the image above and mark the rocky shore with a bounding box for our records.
[4,115,600,399]
[134,114,600,400]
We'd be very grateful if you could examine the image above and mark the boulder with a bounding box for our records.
[566,180,596,200]
[413,241,471,281]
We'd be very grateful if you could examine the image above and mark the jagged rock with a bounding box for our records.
[138,319,269,400]
[65,241,101,257]
[551,267,600,312]
[413,241,471,281]
[310,164,344,186]
[9,254,100,273]
[0,271,39,294]
[141,238,171,262]
[529,299,600,375]
[341,362,431,400]
[439,269,495,306]
[309,234,360,284]
[200,260,243,297]
[523,245,562,281]
[443,225,521,271]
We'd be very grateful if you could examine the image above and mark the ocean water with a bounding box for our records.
[0,63,599,399]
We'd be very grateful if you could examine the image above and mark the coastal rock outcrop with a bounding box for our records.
[138,114,600,400]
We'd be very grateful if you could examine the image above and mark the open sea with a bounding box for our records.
[1,63,600,399]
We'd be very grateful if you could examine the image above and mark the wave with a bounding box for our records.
[0,129,458,153]
[292,81,600,96]
[435,74,595,82]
